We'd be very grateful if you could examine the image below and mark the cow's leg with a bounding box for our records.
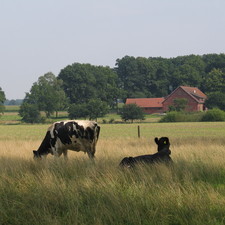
[63,150,68,160]
[87,146,95,159]
[87,151,95,159]
[52,147,62,157]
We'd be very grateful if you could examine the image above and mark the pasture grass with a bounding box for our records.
[1,122,225,141]
[4,105,20,112]
[1,123,225,224]
[0,113,21,124]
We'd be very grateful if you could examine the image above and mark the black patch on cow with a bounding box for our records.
[33,131,52,157]
[84,127,95,142]
[73,123,85,139]
[56,122,73,145]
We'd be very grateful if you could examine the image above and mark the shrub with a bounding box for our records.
[19,103,44,123]
[201,108,225,122]
[159,111,204,123]
[159,111,183,122]
[102,119,107,124]
[109,118,115,123]
[119,104,145,123]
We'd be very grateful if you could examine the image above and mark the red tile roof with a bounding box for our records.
[180,86,207,99]
[163,86,207,104]
[126,98,164,108]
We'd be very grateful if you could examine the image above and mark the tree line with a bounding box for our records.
[1,53,225,122]
[116,54,225,98]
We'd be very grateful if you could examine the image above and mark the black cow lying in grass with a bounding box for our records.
[119,137,172,168]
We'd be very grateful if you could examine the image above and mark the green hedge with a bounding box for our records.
[201,108,225,122]
[159,109,225,123]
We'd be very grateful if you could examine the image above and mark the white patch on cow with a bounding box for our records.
[48,124,56,139]
[72,123,77,132]
[54,138,64,156]
[64,120,97,129]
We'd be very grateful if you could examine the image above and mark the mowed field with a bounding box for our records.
[1,122,225,225]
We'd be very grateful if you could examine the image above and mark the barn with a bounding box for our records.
[125,86,207,114]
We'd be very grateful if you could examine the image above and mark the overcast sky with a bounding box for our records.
[1,0,225,99]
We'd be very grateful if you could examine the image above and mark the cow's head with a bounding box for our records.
[154,137,170,152]
[33,150,42,159]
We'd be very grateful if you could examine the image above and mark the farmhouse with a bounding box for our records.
[163,86,207,112]
[125,86,207,114]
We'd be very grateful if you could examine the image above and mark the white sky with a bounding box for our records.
[1,0,225,99]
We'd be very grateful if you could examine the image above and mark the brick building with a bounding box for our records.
[125,86,207,114]
[125,98,164,114]
[162,86,207,112]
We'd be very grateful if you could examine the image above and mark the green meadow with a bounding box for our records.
[1,122,225,225]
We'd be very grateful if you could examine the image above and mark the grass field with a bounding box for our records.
[1,122,225,224]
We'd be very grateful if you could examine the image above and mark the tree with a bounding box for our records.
[0,87,6,114]
[68,103,89,119]
[19,102,43,123]
[20,72,67,119]
[202,53,225,73]
[68,99,108,120]
[36,72,68,117]
[86,99,108,120]
[204,69,225,93]
[119,104,145,123]
[115,56,157,99]
[58,63,119,108]
[205,92,225,111]
[58,63,96,104]
[151,58,172,97]
[169,55,205,90]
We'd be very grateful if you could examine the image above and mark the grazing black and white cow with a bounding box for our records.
[119,137,172,168]
[33,120,100,159]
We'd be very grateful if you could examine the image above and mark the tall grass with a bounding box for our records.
[1,123,225,224]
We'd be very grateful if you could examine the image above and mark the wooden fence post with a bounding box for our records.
[138,125,140,138]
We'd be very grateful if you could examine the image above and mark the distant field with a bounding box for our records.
[1,122,225,224]
[1,105,162,124]
[4,105,20,112]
